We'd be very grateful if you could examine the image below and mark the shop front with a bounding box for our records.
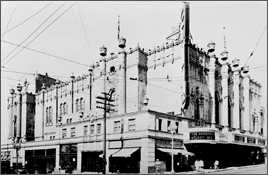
[25,148,56,173]
[109,148,140,173]
[155,138,193,172]
[81,151,103,173]
[184,128,267,169]
[59,144,77,172]
[1,150,11,173]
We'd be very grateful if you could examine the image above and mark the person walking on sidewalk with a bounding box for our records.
[194,159,200,172]
[214,160,219,169]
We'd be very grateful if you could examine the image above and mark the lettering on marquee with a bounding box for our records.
[189,131,215,140]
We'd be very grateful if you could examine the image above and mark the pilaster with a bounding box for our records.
[232,68,240,130]
[140,138,155,174]
[220,61,229,130]
[242,73,250,132]
[208,52,216,128]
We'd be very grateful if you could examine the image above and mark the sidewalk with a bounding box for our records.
[163,163,267,174]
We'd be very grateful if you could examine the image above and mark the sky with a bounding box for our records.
[1,1,267,144]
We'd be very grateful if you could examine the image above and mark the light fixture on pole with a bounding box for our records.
[168,123,177,174]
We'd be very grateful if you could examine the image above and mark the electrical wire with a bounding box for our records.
[71,2,87,59]
[1,2,66,63]
[1,39,90,67]
[1,2,53,36]
[1,2,18,41]
[77,2,92,58]
[2,2,77,67]
[243,25,267,68]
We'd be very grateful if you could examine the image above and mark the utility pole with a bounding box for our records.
[96,89,115,174]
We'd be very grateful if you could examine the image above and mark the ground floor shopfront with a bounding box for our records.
[184,128,267,169]
[1,134,193,174]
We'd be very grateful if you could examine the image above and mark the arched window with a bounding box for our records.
[60,104,63,116]
[76,99,79,112]
[49,107,53,124]
[64,102,68,115]
[13,115,17,137]
[46,107,49,124]
[80,98,83,111]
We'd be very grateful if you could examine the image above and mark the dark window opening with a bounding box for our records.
[158,119,162,131]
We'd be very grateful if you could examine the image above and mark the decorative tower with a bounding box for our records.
[220,28,229,132]
[207,41,216,128]
[118,37,127,114]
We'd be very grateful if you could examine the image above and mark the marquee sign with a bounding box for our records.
[155,139,183,149]
[189,131,215,140]
[258,139,266,146]
[247,137,256,144]
[234,134,245,143]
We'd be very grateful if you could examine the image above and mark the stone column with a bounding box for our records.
[221,62,229,132]
[118,38,127,114]
[140,138,155,174]
[76,144,82,173]
[208,52,216,128]
[232,59,240,131]
[55,145,60,173]
[242,67,250,133]
[21,147,25,168]
[16,87,22,139]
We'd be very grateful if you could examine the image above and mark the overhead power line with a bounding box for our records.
[1,2,53,36]
[243,25,267,68]
[1,39,90,67]
[1,2,18,41]
[1,2,66,63]
[77,3,92,57]
[2,2,78,67]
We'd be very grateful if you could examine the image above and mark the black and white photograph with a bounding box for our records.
[1,1,267,174]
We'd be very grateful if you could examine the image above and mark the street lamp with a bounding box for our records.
[168,123,177,174]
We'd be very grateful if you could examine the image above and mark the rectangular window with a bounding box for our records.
[167,120,171,132]
[70,118,72,123]
[114,121,121,133]
[97,123,101,134]
[71,127,75,137]
[158,119,162,131]
[84,125,88,136]
[62,129,67,138]
[67,119,69,124]
[90,124,94,135]
[128,118,136,131]
[175,122,179,134]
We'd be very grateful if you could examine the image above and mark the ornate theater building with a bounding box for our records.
[1,2,266,174]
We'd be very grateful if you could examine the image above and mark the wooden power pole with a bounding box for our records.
[96,89,115,174]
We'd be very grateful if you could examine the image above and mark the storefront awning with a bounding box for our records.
[110,148,139,157]
[157,148,194,156]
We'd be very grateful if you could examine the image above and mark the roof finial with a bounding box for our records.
[223,27,227,51]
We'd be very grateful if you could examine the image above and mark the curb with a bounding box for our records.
[205,163,266,174]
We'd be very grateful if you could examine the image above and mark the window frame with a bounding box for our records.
[128,118,136,131]
[71,127,76,137]
[114,120,121,133]
[97,123,101,134]
[84,125,88,136]
[90,124,95,135]
[62,128,67,138]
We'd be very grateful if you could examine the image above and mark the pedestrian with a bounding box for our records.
[214,160,219,169]
[199,159,204,172]
[194,159,200,172]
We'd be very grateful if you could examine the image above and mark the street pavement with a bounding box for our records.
[205,164,267,174]
[167,163,267,174]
